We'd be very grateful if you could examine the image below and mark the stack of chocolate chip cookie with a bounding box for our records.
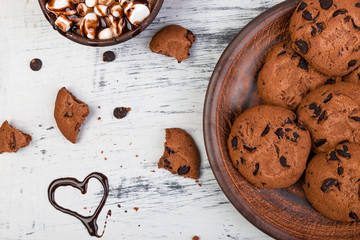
[228,0,360,222]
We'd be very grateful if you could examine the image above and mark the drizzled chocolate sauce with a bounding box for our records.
[48,172,109,238]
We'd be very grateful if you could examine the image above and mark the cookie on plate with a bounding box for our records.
[228,105,311,188]
[297,82,360,153]
[54,87,90,144]
[158,128,200,179]
[343,66,360,83]
[258,42,337,110]
[304,142,360,222]
[149,25,195,63]
[0,121,32,154]
[289,0,360,76]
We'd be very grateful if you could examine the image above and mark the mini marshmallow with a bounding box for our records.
[124,2,150,25]
[98,28,113,39]
[94,4,108,17]
[110,3,123,18]
[85,0,97,8]
[105,15,124,36]
[46,0,76,16]
[55,15,73,32]
[76,3,92,17]
[98,0,115,6]
[79,12,99,39]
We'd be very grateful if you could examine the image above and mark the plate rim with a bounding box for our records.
[203,0,301,239]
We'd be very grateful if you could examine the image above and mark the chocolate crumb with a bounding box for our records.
[103,51,115,62]
[113,107,131,119]
[30,58,42,71]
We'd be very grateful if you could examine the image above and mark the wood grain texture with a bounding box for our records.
[0,0,284,239]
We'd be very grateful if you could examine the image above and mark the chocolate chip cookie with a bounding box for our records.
[289,0,360,76]
[0,121,32,154]
[54,87,90,144]
[258,42,337,110]
[158,128,200,179]
[297,82,360,153]
[304,142,360,222]
[344,66,360,83]
[228,105,311,188]
[149,25,195,63]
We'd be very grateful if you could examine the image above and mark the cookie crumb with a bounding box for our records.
[192,236,199,240]
[0,121,32,154]
[134,207,139,212]
[117,204,121,208]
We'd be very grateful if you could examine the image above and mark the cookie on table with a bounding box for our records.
[304,142,360,222]
[158,128,200,179]
[228,105,311,189]
[0,121,31,154]
[297,82,360,153]
[258,42,337,110]
[149,25,195,63]
[343,66,360,83]
[289,0,360,76]
[54,87,90,144]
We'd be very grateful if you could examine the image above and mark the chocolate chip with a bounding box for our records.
[285,118,293,124]
[292,52,301,58]
[333,9,347,17]
[329,151,339,161]
[321,178,340,192]
[277,50,286,57]
[311,26,317,36]
[164,159,171,168]
[236,160,239,166]
[308,103,321,117]
[9,133,16,150]
[316,22,323,33]
[113,107,131,119]
[351,18,360,30]
[302,10,313,21]
[318,110,327,123]
[349,212,359,220]
[350,116,360,121]
[280,156,290,168]
[324,78,336,85]
[253,163,259,175]
[275,128,284,138]
[103,51,115,62]
[177,166,190,175]
[240,157,245,164]
[261,125,270,137]
[323,94,332,103]
[319,0,333,10]
[298,58,309,71]
[295,40,308,54]
[285,128,292,132]
[337,145,351,158]
[296,121,307,130]
[314,139,327,147]
[356,3,360,8]
[339,140,349,144]
[298,1,308,12]
[261,182,266,186]
[231,137,238,149]
[337,166,344,175]
[166,146,175,154]
[30,58,42,71]
[348,60,357,69]
[243,145,256,152]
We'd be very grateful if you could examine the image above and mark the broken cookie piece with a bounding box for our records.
[158,128,200,179]
[149,25,195,63]
[0,121,32,154]
[54,87,90,144]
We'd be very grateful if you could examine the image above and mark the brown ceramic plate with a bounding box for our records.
[203,0,360,239]
[38,0,163,47]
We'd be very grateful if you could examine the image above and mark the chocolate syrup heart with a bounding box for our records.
[48,172,109,237]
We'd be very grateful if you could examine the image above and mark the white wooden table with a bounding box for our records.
[0,0,284,239]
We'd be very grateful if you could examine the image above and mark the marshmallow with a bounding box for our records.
[98,0,115,6]
[110,3,123,18]
[76,3,92,17]
[94,4,108,17]
[55,15,73,32]
[123,1,150,25]
[98,28,113,39]
[105,15,125,36]
[85,0,97,8]
[73,0,85,3]
[79,13,99,39]
[46,0,76,16]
